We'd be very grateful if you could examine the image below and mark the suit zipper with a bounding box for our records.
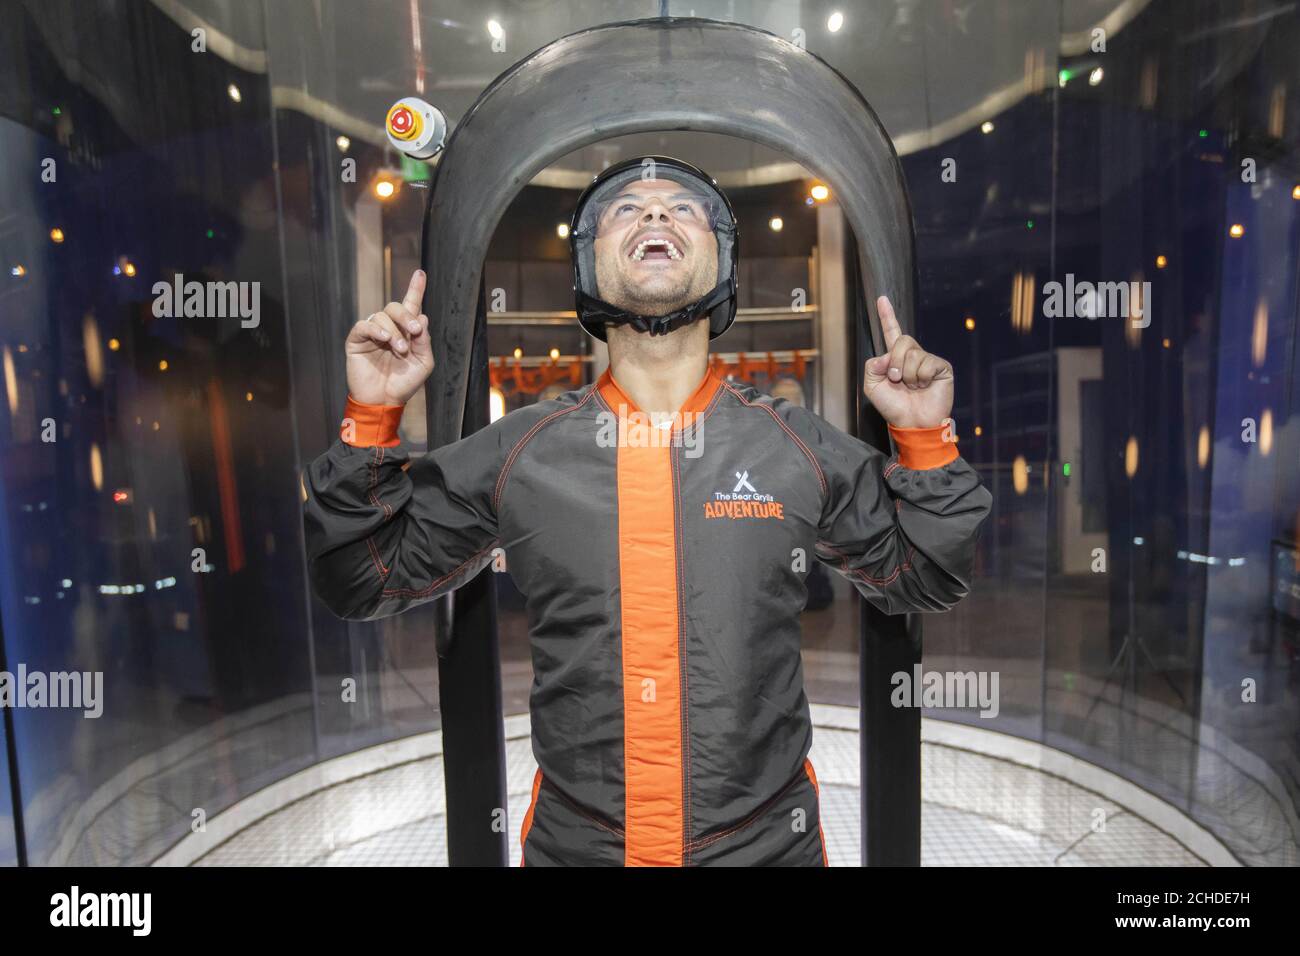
[671,441,691,865]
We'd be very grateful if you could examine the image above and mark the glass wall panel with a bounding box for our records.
[0,0,316,864]
[0,0,1295,865]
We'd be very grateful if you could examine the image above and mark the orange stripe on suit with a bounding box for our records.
[600,365,721,866]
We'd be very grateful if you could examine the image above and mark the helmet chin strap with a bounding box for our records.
[577,279,735,337]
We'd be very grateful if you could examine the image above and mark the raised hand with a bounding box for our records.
[345,269,434,406]
[863,295,954,429]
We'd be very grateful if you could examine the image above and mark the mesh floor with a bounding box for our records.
[191,725,1207,866]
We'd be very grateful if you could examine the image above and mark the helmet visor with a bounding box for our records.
[580,179,725,237]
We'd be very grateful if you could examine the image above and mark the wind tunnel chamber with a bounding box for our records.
[419,17,922,866]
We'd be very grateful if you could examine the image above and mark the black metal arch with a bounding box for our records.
[421,14,918,449]
[422,15,922,868]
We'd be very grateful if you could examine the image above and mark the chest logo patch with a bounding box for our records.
[703,470,785,520]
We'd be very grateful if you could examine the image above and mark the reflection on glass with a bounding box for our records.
[0,0,1294,866]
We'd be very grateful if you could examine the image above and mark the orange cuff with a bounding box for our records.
[888,422,959,470]
[341,396,405,448]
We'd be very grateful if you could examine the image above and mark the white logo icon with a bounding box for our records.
[733,470,756,494]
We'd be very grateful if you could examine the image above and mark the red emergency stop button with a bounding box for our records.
[386,103,421,140]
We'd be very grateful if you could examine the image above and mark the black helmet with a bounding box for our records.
[569,155,739,342]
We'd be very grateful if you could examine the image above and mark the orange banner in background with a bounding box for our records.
[489,351,815,397]
[488,356,584,395]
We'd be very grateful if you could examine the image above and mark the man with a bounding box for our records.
[304,156,992,866]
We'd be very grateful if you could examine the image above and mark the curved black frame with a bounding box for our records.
[421,16,922,867]
[421,15,917,448]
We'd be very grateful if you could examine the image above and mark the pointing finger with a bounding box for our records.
[402,269,426,317]
[408,314,434,362]
[877,295,902,350]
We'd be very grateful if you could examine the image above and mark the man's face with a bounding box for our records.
[591,176,719,319]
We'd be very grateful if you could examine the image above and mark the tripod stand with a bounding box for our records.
[1085,491,1186,722]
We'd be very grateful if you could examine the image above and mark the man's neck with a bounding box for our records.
[605,320,710,418]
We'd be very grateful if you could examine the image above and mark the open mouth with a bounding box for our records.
[630,237,684,262]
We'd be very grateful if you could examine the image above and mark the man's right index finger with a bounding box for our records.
[877,296,901,350]
[402,269,426,315]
